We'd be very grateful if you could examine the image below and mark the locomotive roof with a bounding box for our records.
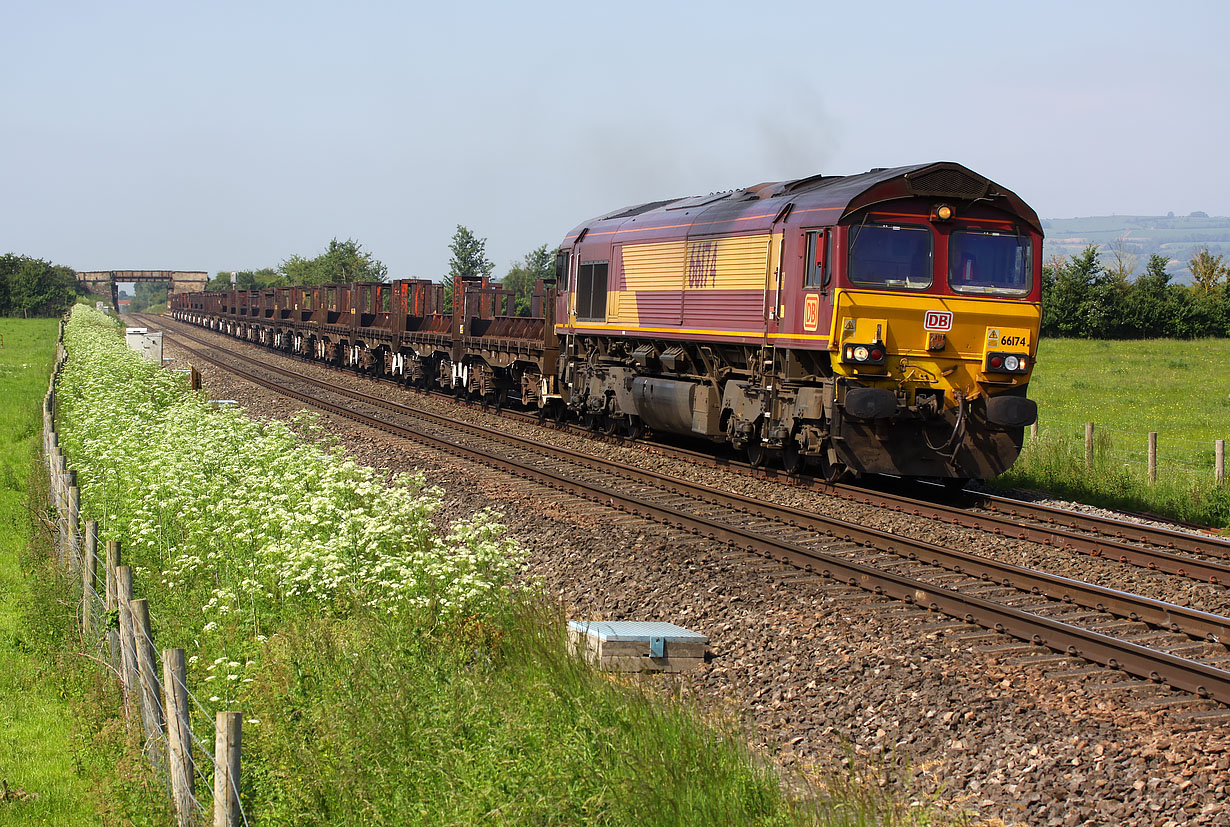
[563,162,1041,244]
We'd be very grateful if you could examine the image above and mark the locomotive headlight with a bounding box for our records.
[985,352,1029,375]
[931,204,955,222]
[843,343,887,366]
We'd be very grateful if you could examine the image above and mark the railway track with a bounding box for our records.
[146,314,1230,704]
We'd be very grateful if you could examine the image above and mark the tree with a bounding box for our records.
[282,238,387,286]
[1106,235,1137,284]
[500,243,554,316]
[131,281,169,313]
[1121,255,1174,338]
[1,254,79,317]
[446,225,494,311]
[206,268,285,291]
[1189,248,1228,296]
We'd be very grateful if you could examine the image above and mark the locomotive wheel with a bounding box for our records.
[818,454,848,484]
[781,440,806,475]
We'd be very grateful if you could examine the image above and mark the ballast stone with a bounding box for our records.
[568,620,709,673]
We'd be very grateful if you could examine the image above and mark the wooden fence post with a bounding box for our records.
[53,457,67,561]
[116,566,141,711]
[106,541,121,671]
[1085,422,1094,469]
[1030,421,1038,440]
[163,649,195,827]
[1217,439,1225,486]
[82,521,98,637]
[214,711,242,827]
[1148,432,1157,486]
[130,598,166,769]
[67,472,80,567]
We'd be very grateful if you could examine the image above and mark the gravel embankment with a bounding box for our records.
[156,320,1230,827]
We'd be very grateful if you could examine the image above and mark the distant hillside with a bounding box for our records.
[1041,213,1230,284]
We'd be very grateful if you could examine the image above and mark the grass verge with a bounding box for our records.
[996,338,1230,528]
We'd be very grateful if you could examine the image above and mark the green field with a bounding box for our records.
[997,338,1230,527]
[0,320,98,825]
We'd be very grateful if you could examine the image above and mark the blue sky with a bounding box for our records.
[2,0,1227,280]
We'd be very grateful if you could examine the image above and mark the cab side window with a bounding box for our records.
[805,230,831,288]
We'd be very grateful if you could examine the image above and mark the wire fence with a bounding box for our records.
[1027,415,1227,486]
[44,317,248,827]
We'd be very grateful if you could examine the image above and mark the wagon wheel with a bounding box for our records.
[781,437,807,475]
[603,415,622,436]
[624,415,644,440]
[552,402,568,425]
[942,477,969,494]
[495,390,507,413]
[746,421,768,467]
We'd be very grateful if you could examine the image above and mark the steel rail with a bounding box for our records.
[965,489,1230,555]
[155,319,1230,643]
[155,321,1230,703]
[817,482,1230,585]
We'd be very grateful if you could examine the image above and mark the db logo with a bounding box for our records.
[924,310,953,332]
[803,294,820,331]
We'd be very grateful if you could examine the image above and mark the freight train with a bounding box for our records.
[170,161,1041,484]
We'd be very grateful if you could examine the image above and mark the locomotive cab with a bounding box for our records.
[820,195,1042,480]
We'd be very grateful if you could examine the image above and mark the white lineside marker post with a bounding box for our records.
[1148,432,1157,486]
[214,712,242,827]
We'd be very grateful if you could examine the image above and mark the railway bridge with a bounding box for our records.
[76,270,209,309]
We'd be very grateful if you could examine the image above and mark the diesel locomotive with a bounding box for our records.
[170,161,1041,483]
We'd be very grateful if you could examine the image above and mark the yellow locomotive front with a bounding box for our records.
[822,199,1042,481]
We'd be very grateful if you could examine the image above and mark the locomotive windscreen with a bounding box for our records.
[948,230,1032,295]
[847,224,934,290]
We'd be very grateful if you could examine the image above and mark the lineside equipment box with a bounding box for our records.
[568,620,708,673]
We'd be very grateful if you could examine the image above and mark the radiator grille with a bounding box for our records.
[906,167,990,199]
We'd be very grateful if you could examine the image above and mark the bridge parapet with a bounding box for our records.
[76,270,210,302]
